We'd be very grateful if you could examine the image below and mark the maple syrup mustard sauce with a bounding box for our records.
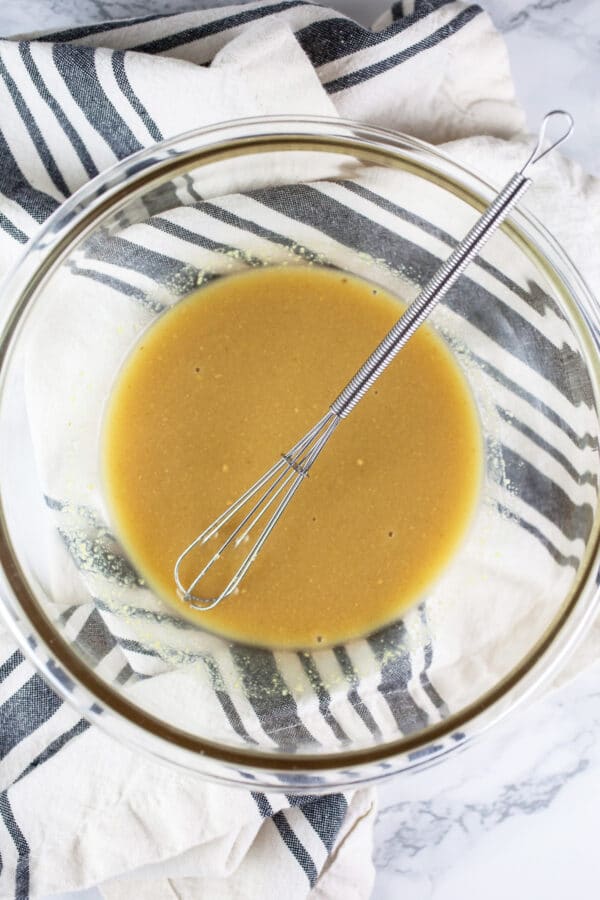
[103,266,482,648]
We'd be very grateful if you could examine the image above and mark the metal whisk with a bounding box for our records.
[174,110,573,611]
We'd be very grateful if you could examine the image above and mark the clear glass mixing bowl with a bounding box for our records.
[0,116,599,792]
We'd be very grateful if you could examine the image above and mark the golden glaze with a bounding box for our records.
[103,267,482,647]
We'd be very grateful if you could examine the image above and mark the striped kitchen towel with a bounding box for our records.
[1,2,599,899]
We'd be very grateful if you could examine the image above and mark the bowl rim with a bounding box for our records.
[0,113,599,790]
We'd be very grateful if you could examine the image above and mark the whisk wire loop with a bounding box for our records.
[174,411,340,610]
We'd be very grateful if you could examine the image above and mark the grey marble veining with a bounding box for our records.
[483,0,593,33]
[487,0,600,175]
[374,662,600,898]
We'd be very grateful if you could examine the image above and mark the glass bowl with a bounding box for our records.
[0,116,599,792]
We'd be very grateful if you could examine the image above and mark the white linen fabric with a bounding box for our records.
[0,2,598,899]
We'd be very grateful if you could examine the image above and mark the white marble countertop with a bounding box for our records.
[1,1,598,898]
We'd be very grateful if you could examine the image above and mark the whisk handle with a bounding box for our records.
[330,171,532,418]
[331,110,575,420]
